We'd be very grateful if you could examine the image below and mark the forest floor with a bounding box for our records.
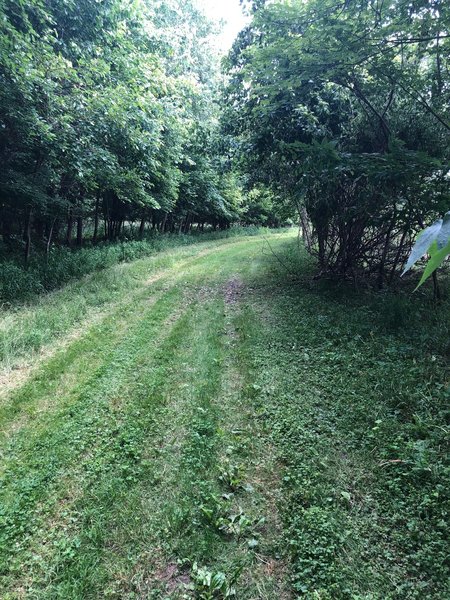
[0,231,448,599]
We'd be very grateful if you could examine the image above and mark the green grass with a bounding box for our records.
[238,243,449,599]
[0,226,267,306]
[0,231,448,598]
[0,229,272,372]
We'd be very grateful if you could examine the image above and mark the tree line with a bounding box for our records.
[2,0,448,286]
[0,0,257,263]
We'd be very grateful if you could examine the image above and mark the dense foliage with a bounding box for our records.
[226,0,450,285]
[0,0,248,262]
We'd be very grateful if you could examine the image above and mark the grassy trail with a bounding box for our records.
[0,234,292,599]
[0,232,448,599]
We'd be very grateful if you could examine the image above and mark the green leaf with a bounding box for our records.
[415,239,450,289]
[402,219,442,275]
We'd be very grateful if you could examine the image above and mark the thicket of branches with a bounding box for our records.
[226,0,450,286]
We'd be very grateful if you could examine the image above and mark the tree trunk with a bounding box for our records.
[377,230,391,289]
[46,218,56,260]
[93,193,100,244]
[161,212,168,233]
[76,216,83,247]
[24,207,32,265]
[317,230,326,268]
[183,213,191,233]
[432,271,441,301]
[66,208,73,246]
[300,206,313,252]
[139,213,146,238]
[389,228,408,285]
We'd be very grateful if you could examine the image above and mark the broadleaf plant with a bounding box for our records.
[402,212,450,289]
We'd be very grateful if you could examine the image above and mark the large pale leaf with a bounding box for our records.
[415,239,450,289]
[436,211,450,249]
[402,219,442,275]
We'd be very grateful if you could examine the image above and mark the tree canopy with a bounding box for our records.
[0,0,250,260]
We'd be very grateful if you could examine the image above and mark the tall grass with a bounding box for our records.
[0,228,278,370]
[0,227,267,306]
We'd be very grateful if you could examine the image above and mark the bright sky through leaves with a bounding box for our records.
[197,0,249,52]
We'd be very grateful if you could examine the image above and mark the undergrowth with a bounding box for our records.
[0,226,267,306]
[0,228,274,371]
[239,242,450,598]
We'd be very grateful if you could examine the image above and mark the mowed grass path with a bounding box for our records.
[0,234,292,599]
[0,232,448,599]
